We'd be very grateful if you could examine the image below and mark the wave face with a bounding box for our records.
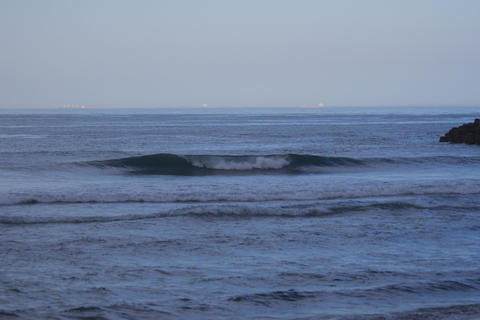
[89,153,365,175]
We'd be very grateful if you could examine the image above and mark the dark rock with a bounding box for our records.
[440,119,480,145]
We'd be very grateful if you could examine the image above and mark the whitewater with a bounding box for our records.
[1,107,480,320]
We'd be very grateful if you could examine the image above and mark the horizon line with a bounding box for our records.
[1,105,480,110]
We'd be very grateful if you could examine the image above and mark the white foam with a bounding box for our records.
[189,156,290,170]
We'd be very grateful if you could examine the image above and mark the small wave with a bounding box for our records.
[0,206,320,225]
[61,304,172,320]
[4,192,480,210]
[1,200,477,226]
[65,306,104,313]
[345,303,480,320]
[229,289,315,306]
[278,269,415,283]
[229,279,479,307]
[0,211,172,225]
[0,310,19,318]
[87,153,365,175]
[341,280,478,298]
[0,134,45,139]
[0,204,352,225]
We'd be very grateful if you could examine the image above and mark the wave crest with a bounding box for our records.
[188,155,290,170]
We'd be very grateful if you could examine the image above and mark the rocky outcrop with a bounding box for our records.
[440,119,480,145]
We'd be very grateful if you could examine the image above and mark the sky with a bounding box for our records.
[0,0,479,108]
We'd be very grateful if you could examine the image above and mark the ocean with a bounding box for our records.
[1,107,479,320]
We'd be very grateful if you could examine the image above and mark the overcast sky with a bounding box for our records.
[1,0,479,108]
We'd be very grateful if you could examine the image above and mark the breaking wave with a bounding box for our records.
[87,153,365,175]
[84,153,480,175]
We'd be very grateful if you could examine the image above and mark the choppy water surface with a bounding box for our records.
[1,107,479,319]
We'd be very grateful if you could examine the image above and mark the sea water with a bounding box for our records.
[0,107,479,319]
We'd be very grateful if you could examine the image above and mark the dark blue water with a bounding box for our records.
[1,107,479,319]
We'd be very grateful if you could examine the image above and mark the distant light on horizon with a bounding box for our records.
[1,0,479,108]
[299,103,325,108]
[63,104,87,109]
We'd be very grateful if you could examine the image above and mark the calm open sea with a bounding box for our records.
[1,107,479,319]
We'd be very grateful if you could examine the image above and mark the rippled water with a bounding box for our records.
[1,107,479,319]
